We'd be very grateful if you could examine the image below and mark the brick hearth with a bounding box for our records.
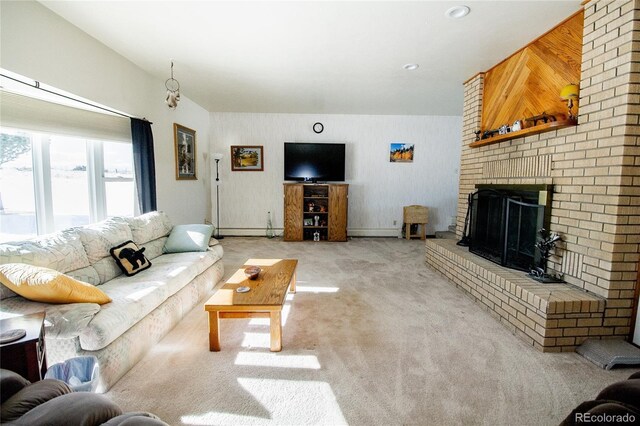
[426,0,639,351]
[427,239,605,352]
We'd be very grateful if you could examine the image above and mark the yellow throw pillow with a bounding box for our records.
[0,263,111,305]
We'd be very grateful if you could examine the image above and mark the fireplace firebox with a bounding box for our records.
[468,185,552,272]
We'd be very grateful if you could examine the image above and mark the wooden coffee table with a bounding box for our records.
[205,258,298,352]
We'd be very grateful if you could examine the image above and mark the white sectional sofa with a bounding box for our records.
[0,211,224,392]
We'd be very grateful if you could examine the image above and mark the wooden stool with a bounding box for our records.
[403,205,428,240]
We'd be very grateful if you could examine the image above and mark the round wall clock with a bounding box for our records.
[313,122,324,134]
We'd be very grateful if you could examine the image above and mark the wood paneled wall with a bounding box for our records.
[481,10,583,131]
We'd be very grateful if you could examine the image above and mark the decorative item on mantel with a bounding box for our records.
[529,228,565,283]
[479,128,500,140]
[475,119,522,141]
[511,120,523,132]
[165,60,180,109]
[560,83,580,120]
[471,110,573,147]
[498,124,510,135]
[525,112,556,126]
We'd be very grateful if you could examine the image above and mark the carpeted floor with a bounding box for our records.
[106,237,635,425]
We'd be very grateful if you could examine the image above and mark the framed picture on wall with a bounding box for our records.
[174,123,197,180]
[231,145,264,171]
[389,142,414,162]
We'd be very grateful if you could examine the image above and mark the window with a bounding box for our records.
[0,128,135,242]
[104,141,135,218]
[0,131,36,241]
[50,136,91,230]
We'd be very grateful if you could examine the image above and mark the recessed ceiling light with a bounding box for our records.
[403,63,419,71]
[445,5,470,19]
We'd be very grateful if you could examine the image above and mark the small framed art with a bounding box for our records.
[174,123,197,180]
[231,145,264,171]
[389,142,414,163]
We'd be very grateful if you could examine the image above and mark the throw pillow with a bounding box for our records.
[109,241,151,277]
[0,264,111,305]
[163,224,214,253]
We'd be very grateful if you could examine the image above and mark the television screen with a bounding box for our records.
[284,142,345,182]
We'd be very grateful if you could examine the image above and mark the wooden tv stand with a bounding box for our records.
[283,183,348,241]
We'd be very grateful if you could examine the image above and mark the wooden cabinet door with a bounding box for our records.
[283,184,303,241]
[328,184,348,241]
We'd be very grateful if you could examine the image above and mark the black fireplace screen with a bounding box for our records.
[469,187,547,272]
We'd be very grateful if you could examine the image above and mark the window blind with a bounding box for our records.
[0,91,131,142]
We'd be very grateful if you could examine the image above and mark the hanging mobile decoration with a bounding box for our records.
[165,61,180,109]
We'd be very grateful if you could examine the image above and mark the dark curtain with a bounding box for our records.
[130,118,157,213]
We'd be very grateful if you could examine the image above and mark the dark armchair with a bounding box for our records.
[560,371,640,425]
[0,369,166,425]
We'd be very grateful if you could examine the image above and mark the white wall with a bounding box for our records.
[1,2,462,233]
[0,1,211,225]
[211,113,461,236]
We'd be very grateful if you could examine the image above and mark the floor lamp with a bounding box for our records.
[213,153,224,239]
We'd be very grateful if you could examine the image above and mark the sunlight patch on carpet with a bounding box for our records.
[235,352,321,369]
[181,412,273,425]
[240,378,347,424]
[296,286,340,293]
[180,379,347,425]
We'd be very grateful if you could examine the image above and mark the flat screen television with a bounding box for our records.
[284,142,345,182]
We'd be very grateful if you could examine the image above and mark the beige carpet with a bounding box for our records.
[106,237,634,425]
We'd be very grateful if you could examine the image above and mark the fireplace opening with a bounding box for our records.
[469,185,552,272]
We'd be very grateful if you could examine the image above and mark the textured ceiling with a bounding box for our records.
[40,1,582,116]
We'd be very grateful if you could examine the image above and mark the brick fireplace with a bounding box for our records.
[426,0,640,352]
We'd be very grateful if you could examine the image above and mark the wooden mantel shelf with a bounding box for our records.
[470,118,577,148]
